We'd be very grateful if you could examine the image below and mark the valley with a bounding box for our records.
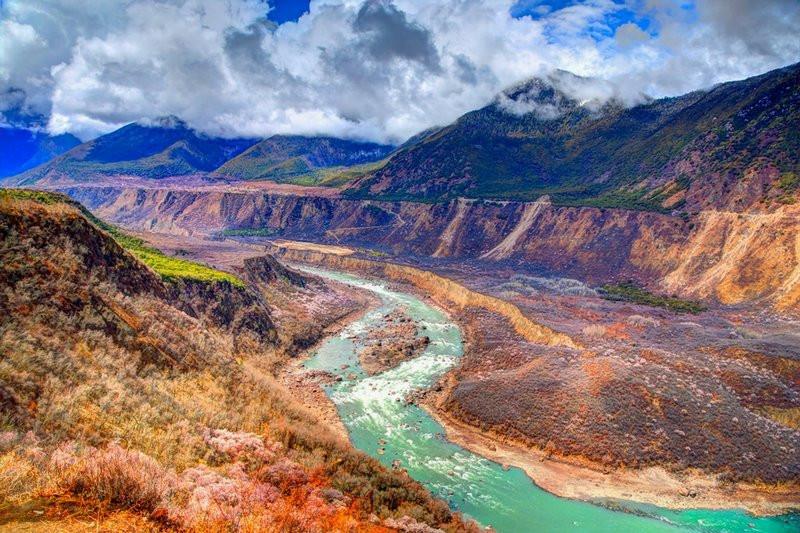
[295,267,799,531]
[73,226,798,530]
[0,190,473,531]
[2,59,799,532]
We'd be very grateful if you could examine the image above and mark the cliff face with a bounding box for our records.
[263,244,576,349]
[65,186,800,310]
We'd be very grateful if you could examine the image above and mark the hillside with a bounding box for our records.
[347,63,800,212]
[215,135,393,184]
[0,127,81,178]
[10,117,258,184]
[0,189,473,531]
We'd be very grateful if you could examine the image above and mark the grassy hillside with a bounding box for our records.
[1,189,243,286]
[0,189,474,531]
[347,63,800,212]
[215,135,393,184]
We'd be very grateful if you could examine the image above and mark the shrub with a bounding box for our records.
[167,465,279,529]
[259,458,308,493]
[60,443,175,512]
[600,282,707,314]
[203,428,281,465]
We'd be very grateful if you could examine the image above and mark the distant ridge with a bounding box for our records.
[0,127,81,178]
[347,62,800,212]
[11,120,394,187]
[11,117,259,184]
[214,135,394,184]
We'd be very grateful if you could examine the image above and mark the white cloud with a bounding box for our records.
[1,0,798,142]
[614,22,649,48]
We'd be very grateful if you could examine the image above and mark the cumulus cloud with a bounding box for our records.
[614,22,649,48]
[1,0,798,141]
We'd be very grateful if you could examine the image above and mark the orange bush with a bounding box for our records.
[59,443,175,512]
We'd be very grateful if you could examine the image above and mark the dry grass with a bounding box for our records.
[760,406,800,430]
[0,193,474,531]
[0,451,39,503]
[58,444,174,512]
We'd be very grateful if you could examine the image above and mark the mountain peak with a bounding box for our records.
[138,115,188,130]
[495,70,645,118]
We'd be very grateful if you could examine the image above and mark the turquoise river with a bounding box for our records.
[301,267,799,533]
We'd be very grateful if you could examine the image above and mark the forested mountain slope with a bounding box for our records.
[348,63,800,212]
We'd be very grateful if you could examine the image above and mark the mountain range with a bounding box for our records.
[5,62,799,214]
[8,117,394,187]
[12,117,259,184]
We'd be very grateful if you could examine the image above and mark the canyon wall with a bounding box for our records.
[262,244,576,349]
[64,186,800,310]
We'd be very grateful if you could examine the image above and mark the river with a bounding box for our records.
[300,267,799,532]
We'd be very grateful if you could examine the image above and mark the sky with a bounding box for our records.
[0,0,798,143]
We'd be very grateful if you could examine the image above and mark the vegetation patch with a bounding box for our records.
[778,171,799,192]
[0,188,66,205]
[219,227,278,238]
[115,237,245,287]
[358,247,389,258]
[775,172,799,204]
[600,282,707,314]
[83,216,244,286]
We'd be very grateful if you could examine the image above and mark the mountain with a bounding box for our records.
[215,135,394,184]
[0,188,470,531]
[11,117,259,184]
[347,63,800,212]
[0,127,81,178]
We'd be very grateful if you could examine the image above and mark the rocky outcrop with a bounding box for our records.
[64,185,800,310]
[169,278,276,346]
[243,254,307,288]
[0,190,278,363]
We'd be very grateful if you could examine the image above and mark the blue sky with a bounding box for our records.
[268,0,310,24]
[512,0,653,41]
[268,0,685,35]
[1,0,797,141]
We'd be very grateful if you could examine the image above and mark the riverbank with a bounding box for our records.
[420,371,799,517]
[282,266,800,532]
[116,231,799,521]
[278,280,381,443]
